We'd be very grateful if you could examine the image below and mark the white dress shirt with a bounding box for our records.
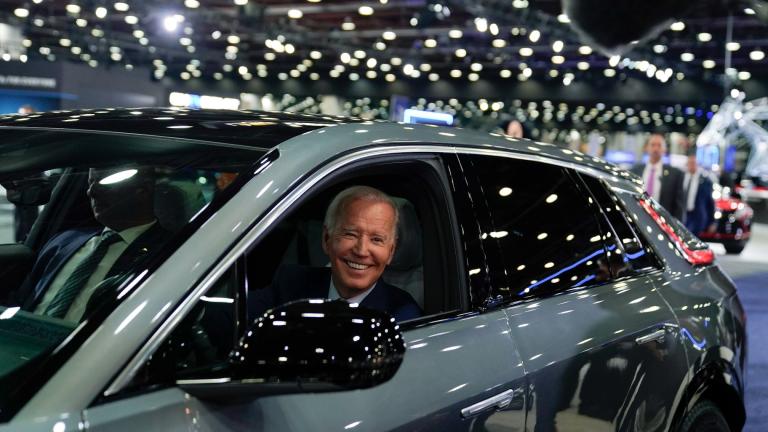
[683,170,701,212]
[35,220,156,322]
[328,278,376,305]
[642,161,664,202]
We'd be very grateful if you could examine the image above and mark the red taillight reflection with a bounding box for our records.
[639,198,714,266]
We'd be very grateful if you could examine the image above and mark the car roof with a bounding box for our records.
[0,107,642,189]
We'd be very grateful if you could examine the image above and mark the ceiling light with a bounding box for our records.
[211,30,221,39]
[66,4,81,14]
[382,31,396,40]
[577,61,589,70]
[14,8,29,17]
[113,2,129,11]
[354,49,366,59]
[500,69,512,78]
[367,58,377,68]
[185,0,199,8]
[124,15,138,24]
[604,68,616,77]
[702,59,716,69]
[577,45,592,56]
[450,69,462,78]
[359,5,374,15]
[680,52,694,62]
[287,9,303,19]
[489,23,499,35]
[475,17,488,32]
[468,73,479,81]
[470,62,483,72]
[342,21,356,31]
[670,21,685,31]
[492,39,506,48]
[750,49,765,61]
[529,30,541,42]
[385,73,396,82]
[726,42,741,51]
[95,6,107,18]
[697,32,712,42]
[234,0,247,5]
[738,71,751,80]
[366,70,377,79]
[424,38,437,48]
[227,35,240,44]
[652,44,667,53]
[551,55,565,64]
[519,47,533,56]
[419,63,431,72]
[522,67,532,77]
[449,29,463,39]
[609,55,620,67]
[512,0,528,8]
[745,7,756,14]
[557,14,570,23]
[391,57,402,65]
[59,38,71,47]
[428,73,439,81]
[410,17,418,26]
[310,50,322,59]
[264,52,276,61]
[163,16,179,31]
[552,40,564,52]
[455,48,467,58]
[375,41,386,50]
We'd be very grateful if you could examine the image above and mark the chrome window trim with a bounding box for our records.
[104,143,627,397]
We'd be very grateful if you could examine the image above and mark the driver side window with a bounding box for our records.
[121,158,465,393]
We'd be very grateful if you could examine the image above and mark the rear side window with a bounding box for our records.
[458,154,608,300]
[577,174,662,274]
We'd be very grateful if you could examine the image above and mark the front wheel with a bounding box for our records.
[723,240,746,255]
[678,400,731,432]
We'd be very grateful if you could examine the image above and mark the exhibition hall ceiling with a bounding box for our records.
[0,0,766,92]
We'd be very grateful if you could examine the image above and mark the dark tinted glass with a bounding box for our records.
[459,154,608,300]
[444,155,493,308]
[577,174,661,274]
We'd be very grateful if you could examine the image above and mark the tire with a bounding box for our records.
[723,240,745,255]
[678,400,731,432]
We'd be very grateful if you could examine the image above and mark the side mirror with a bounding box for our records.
[178,299,405,400]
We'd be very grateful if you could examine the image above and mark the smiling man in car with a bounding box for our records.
[251,185,422,322]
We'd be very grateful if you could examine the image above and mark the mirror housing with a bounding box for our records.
[2,174,53,206]
[178,299,406,400]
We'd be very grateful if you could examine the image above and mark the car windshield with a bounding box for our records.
[0,127,282,418]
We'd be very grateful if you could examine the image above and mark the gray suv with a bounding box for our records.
[0,108,746,431]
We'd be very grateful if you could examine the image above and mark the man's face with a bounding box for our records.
[506,121,524,138]
[87,168,148,229]
[322,199,396,298]
[645,135,666,164]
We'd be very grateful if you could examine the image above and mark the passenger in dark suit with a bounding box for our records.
[17,166,170,322]
[683,153,716,235]
[251,186,422,322]
[630,133,686,220]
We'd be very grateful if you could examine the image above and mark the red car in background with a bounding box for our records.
[698,185,754,254]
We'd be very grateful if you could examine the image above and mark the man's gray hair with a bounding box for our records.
[323,185,399,239]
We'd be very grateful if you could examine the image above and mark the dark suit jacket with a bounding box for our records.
[250,264,422,322]
[684,175,715,234]
[631,163,686,220]
[18,223,171,311]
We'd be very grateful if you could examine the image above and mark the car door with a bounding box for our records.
[455,151,690,432]
[81,150,528,432]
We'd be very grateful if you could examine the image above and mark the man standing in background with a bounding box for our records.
[683,150,716,235]
[631,133,686,220]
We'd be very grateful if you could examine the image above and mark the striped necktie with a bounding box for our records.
[44,231,122,318]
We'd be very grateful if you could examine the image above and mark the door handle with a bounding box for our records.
[634,323,678,345]
[461,388,523,418]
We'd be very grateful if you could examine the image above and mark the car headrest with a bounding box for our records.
[154,180,207,232]
[389,198,422,271]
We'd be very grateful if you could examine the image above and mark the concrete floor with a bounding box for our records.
[711,223,768,432]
